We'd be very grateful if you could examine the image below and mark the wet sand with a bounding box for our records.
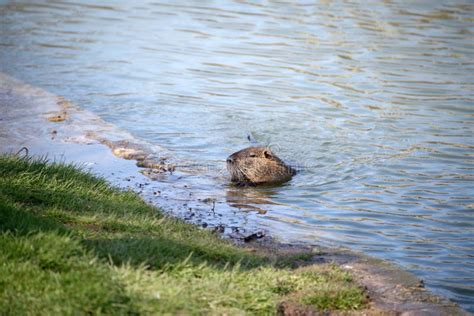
[0,72,467,315]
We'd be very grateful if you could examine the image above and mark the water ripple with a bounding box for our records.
[1,0,473,312]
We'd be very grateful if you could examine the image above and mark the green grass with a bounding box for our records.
[0,154,367,314]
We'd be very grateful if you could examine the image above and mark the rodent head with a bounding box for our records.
[226,147,295,185]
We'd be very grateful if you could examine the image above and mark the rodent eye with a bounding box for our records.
[249,153,257,158]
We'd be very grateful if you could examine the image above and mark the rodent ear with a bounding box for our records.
[263,150,273,159]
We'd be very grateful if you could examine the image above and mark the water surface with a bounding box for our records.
[1,0,473,311]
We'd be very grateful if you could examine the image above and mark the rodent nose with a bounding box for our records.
[226,158,234,164]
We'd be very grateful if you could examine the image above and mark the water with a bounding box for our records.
[1,0,473,311]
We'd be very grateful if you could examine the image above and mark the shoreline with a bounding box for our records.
[0,73,467,315]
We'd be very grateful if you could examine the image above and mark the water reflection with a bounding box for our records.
[226,185,283,215]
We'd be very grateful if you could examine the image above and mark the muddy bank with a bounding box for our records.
[249,238,467,315]
[0,73,468,315]
[0,72,265,238]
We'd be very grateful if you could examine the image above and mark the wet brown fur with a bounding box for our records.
[226,147,295,185]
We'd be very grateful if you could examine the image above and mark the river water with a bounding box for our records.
[1,0,473,312]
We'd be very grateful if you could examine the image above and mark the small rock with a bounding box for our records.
[47,111,68,122]
[212,225,225,234]
[243,231,265,242]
